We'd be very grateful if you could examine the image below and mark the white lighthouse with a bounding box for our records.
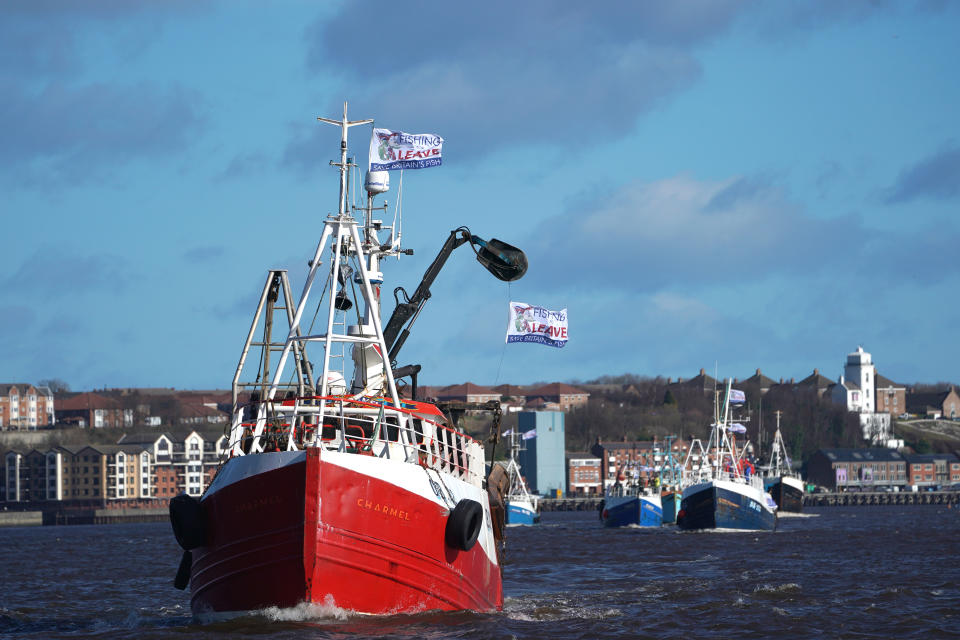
[843,346,875,413]
[831,346,896,446]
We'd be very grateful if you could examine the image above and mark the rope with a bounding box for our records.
[493,281,511,386]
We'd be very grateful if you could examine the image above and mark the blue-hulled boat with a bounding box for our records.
[677,380,777,532]
[600,462,662,528]
[507,497,540,525]
[601,490,662,527]
[503,431,540,525]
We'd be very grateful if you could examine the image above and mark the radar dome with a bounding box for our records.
[364,171,389,194]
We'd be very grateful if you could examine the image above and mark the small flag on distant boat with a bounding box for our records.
[522,429,537,440]
[727,423,747,434]
[369,128,443,171]
[506,301,568,348]
[729,389,746,404]
[501,429,513,436]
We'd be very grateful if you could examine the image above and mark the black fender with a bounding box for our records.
[173,550,192,590]
[445,499,484,551]
[169,493,206,551]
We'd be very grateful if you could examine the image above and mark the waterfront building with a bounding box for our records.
[516,411,566,496]
[4,450,25,501]
[1,427,228,506]
[806,448,907,492]
[118,429,226,497]
[904,453,960,489]
[565,451,602,496]
[62,444,146,501]
[0,384,55,430]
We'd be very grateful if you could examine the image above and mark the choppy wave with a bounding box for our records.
[2,507,959,639]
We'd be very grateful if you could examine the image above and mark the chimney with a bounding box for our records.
[699,368,705,375]
[813,368,819,376]
[756,368,761,375]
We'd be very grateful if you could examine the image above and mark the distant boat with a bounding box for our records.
[657,436,684,524]
[600,461,662,527]
[677,379,777,532]
[761,411,804,513]
[503,431,540,525]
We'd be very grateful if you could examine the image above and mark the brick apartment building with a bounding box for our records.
[0,383,55,430]
[904,453,960,489]
[2,429,227,505]
[566,451,602,496]
[806,448,908,491]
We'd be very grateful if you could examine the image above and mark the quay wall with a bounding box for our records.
[5,492,958,526]
[0,511,43,527]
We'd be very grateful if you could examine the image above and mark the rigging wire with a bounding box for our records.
[493,282,511,386]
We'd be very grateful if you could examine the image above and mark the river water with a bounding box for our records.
[1,506,958,639]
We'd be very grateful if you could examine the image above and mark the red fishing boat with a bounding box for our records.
[169,103,526,616]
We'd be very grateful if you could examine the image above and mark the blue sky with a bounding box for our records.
[2,1,959,391]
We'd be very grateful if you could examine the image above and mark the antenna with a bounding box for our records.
[317,102,373,218]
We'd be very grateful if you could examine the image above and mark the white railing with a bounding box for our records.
[225,396,487,487]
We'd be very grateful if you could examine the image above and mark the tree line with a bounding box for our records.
[564,375,890,462]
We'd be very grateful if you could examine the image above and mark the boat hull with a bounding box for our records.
[601,494,662,528]
[660,491,681,524]
[189,448,502,615]
[677,479,776,532]
[506,499,540,525]
[766,476,804,513]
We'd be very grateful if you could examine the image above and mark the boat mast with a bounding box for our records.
[771,410,785,476]
[318,102,373,220]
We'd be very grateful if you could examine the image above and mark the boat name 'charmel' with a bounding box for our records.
[235,495,282,513]
[357,498,412,521]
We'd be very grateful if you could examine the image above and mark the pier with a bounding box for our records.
[803,490,959,507]
[541,498,603,512]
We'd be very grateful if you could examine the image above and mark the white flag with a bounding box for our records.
[522,429,537,440]
[369,128,443,171]
[506,301,568,348]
